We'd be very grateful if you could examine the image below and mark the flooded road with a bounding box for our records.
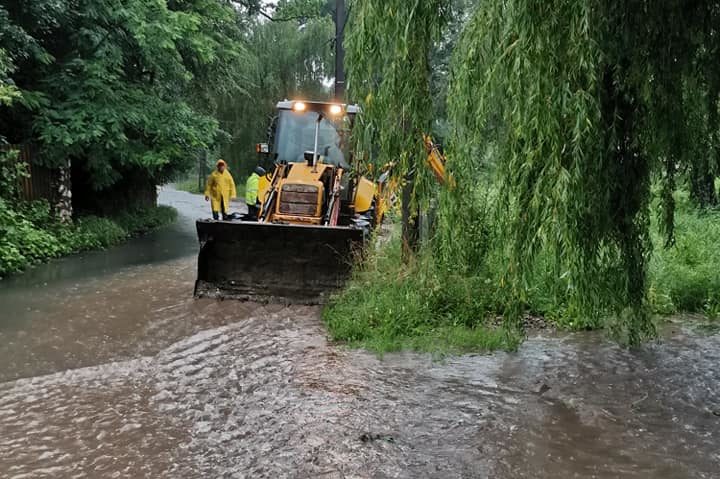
[1,187,718,478]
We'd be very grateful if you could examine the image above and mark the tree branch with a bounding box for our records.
[234,0,321,23]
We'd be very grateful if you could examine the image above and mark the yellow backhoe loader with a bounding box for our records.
[194,1,449,304]
[194,100,383,303]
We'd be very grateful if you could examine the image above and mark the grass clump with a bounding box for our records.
[323,230,519,355]
[649,197,720,318]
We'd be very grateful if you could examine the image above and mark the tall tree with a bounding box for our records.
[449,0,720,343]
[345,0,447,174]
[345,0,449,256]
[0,0,248,203]
[216,3,335,175]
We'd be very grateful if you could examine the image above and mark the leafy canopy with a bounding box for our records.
[0,0,248,188]
[216,0,336,174]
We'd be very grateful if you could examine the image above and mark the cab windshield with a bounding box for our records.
[274,110,349,168]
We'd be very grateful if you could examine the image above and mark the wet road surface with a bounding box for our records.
[0,187,718,478]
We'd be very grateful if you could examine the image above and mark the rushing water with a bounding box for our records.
[0,187,718,478]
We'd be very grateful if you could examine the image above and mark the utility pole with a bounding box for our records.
[334,0,346,102]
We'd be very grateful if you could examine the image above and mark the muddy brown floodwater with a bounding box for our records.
[1,187,718,478]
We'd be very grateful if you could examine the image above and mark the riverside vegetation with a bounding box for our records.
[324,0,720,350]
[0,156,176,277]
[0,201,177,278]
[325,192,720,353]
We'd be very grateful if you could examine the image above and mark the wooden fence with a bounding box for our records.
[2,144,57,202]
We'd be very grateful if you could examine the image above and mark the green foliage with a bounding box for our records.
[440,1,720,344]
[0,200,177,278]
[0,199,58,273]
[216,2,335,176]
[323,230,519,354]
[113,205,177,236]
[0,147,27,200]
[0,0,247,188]
[346,0,449,196]
[0,46,25,199]
[428,0,476,134]
[0,48,20,105]
[433,160,496,274]
[649,196,720,316]
[340,0,720,349]
[58,217,127,250]
[325,189,720,353]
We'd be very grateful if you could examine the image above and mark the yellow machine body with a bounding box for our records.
[259,158,378,227]
[195,100,381,303]
[353,177,376,214]
[263,162,331,225]
[258,174,272,204]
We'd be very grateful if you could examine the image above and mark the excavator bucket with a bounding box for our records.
[194,220,365,304]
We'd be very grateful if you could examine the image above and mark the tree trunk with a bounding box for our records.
[689,160,717,208]
[401,169,419,262]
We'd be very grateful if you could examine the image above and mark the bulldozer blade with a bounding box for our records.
[194,220,365,304]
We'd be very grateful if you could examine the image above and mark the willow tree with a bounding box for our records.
[346,0,448,167]
[217,2,336,175]
[449,1,720,343]
[345,0,449,255]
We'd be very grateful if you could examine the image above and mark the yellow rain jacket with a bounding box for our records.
[204,169,237,214]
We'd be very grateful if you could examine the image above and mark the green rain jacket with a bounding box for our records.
[245,173,260,205]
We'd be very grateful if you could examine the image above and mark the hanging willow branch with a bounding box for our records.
[449,0,720,344]
[347,0,719,345]
[345,0,448,193]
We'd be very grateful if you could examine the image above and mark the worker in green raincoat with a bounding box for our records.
[245,166,265,219]
[204,159,237,220]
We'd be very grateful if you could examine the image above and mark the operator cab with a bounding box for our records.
[272,100,359,169]
[253,100,374,228]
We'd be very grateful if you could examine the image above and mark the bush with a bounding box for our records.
[71,216,128,249]
[113,206,177,235]
[649,201,720,316]
[0,199,64,274]
[0,200,177,278]
[323,228,517,354]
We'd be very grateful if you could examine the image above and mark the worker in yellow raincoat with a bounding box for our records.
[204,159,237,220]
